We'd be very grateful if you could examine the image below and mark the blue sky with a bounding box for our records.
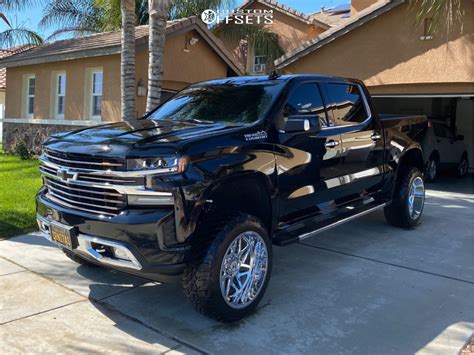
[3,0,341,40]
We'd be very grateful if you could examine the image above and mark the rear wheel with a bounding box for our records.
[384,167,425,228]
[182,214,272,322]
[425,157,438,182]
[457,155,468,177]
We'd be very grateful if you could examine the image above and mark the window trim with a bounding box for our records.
[54,72,66,119]
[320,82,372,130]
[90,70,103,120]
[25,74,35,118]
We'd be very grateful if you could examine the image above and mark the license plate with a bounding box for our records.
[50,223,75,249]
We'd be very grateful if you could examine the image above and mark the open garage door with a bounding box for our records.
[373,95,474,173]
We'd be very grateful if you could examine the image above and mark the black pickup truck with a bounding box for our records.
[36,75,427,322]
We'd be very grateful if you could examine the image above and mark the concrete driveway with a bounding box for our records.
[1,176,473,354]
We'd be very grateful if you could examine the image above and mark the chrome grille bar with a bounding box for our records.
[44,150,124,169]
[44,178,123,197]
[46,183,124,204]
[47,191,122,211]
[45,194,117,217]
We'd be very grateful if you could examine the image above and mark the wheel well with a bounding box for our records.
[198,175,272,234]
[400,148,424,172]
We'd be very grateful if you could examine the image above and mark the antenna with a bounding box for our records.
[268,70,281,80]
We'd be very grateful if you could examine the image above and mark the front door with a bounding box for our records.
[322,82,385,199]
[274,82,345,224]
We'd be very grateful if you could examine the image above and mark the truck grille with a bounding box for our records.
[44,176,126,217]
[44,149,125,171]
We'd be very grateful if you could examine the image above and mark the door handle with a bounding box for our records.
[371,133,382,141]
[325,140,340,148]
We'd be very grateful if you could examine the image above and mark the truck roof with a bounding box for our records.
[198,74,351,86]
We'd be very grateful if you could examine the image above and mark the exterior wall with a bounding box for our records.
[351,0,378,16]
[217,2,325,74]
[5,30,229,122]
[283,1,474,94]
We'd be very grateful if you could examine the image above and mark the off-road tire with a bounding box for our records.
[384,167,425,228]
[62,248,95,266]
[182,214,272,323]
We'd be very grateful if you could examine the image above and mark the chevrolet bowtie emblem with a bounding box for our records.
[56,168,78,181]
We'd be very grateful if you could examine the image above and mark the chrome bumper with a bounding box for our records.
[36,214,142,270]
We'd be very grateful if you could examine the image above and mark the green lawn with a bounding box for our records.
[0,152,42,239]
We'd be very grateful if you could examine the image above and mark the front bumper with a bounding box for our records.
[36,191,188,281]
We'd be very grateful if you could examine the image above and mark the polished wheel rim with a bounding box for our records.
[220,231,268,309]
[408,176,425,220]
[458,159,468,176]
[428,160,437,180]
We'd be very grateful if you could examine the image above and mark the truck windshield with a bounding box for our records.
[149,80,285,125]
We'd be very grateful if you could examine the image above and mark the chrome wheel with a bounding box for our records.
[220,231,268,309]
[427,159,437,180]
[408,176,425,220]
[458,158,468,176]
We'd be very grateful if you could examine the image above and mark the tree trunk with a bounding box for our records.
[146,0,172,112]
[121,0,136,121]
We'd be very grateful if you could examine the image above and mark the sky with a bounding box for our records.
[2,0,342,41]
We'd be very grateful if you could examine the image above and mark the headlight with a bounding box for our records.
[126,156,188,172]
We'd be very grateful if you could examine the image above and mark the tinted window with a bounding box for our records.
[433,123,453,138]
[284,83,327,125]
[149,81,285,125]
[325,83,368,126]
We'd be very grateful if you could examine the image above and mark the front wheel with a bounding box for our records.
[425,157,438,182]
[182,214,272,322]
[384,167,425,228]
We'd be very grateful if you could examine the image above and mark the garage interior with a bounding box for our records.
[373,95,474,173]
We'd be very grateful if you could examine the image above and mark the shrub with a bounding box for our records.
[12,141,32,160]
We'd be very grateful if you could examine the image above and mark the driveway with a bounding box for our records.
[1,176,473,354]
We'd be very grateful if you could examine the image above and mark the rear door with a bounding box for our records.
[275,82,345,223]
[322,81,385,199]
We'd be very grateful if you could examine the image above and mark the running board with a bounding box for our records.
[274,202,387,246]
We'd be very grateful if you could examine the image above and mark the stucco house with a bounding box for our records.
[0,16,243,152]
[275,0,473,171]
[216,0,333,74]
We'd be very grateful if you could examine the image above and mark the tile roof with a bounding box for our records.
[0,17,244,75]
[310,10,350,27]
[275,0,404,69]
[239,0,331,29]
[0,46,32,89]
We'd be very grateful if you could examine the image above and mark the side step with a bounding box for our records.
[273,201,387,246]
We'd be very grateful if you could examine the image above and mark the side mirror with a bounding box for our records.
[456,134,464,141]
[283,114,320,133]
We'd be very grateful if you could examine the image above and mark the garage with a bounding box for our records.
[373,95,474,174]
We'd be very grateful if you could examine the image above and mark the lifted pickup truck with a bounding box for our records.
[36,75,428,322]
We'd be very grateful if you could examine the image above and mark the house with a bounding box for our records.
[0,16,243,152]
[216,0,332,74]
[275,0,473,170]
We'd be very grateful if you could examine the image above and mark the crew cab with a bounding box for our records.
[36,75,427,322]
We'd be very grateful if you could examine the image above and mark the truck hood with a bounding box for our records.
[44,119,238,155]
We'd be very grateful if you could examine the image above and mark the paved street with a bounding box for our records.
[1,176,473,354]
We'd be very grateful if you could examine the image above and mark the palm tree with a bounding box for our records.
[0,0,43,48]
[410,0,465,37]
[121,0,136,120]
[146,0,171,111]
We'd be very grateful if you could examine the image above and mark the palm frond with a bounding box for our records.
[0,27,43,48]
[40,0,101,32]
[0,0,40,11]
[214,23,284,60]
[169,0,236,20]
[0,13,11,27]
[409,0,464,35]
[46,27,98,41]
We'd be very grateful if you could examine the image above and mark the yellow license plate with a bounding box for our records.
[50,223,73,249]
